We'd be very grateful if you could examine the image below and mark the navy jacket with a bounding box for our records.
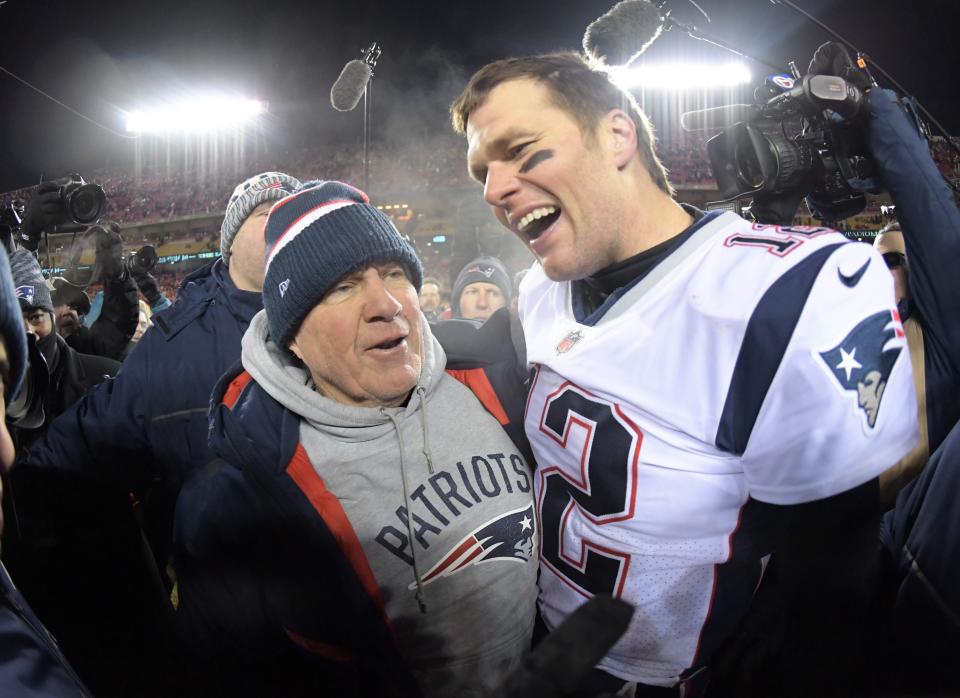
[174,366,422,698]
[0,562,90,697]
[879,420,960,693]
[24,259,262,555]
[867,89,960,452]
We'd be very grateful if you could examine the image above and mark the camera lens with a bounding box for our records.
[68,184,106,225]
[734,142,765,190]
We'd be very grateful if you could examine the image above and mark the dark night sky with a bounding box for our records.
[0,0,956,192]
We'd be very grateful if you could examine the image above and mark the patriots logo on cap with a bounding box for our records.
[466,264,496,279]
[408,504,535,589]
[819,309,905,428]
[278,279,290,297]
[15,284,35,306]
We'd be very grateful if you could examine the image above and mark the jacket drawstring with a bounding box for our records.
[416,386,435,474]
[381,407,428,614]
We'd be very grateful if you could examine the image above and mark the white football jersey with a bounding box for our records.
[519,210,918,686]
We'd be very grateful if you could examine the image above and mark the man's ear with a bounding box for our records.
[606,109,638,169]
[289,336,304,361]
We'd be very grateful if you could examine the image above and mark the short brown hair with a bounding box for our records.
[451,52,673,196]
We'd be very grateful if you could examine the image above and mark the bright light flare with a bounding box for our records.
[609,62,752,90]
[125,97,267,134]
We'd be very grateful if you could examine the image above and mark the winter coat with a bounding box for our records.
[23,259,262,561]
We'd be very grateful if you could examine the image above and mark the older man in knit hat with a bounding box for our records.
[175,180,537,698]
[17,172,302,691]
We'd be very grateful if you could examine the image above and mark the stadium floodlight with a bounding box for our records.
[125,97,267,134]
[609,62,752,90]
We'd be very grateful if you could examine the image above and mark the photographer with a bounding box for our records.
[19,180,139,361]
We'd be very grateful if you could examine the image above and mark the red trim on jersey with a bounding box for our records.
[688,501,748,668]
[445,368,510,425]
[222,371,254,409]
[283,627,354,662]
[285,444,390,629]
[534,379,642,599]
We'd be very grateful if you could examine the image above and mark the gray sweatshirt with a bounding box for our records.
[242,310,537,697]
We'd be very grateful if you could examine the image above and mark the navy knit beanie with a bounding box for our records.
[0,251,28,402]
[452,255,512,318]
[262,180,423,347]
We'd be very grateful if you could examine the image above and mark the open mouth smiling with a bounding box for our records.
[516,206,561,241]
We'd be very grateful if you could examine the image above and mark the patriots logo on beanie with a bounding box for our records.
[262,180,423,347]
[15,285,36,306]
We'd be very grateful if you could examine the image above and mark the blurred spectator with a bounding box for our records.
[418,276,442,321]
[0,245,90,696]
[18,171,302,693]
[451,256,511,322]
[4,250,126,695]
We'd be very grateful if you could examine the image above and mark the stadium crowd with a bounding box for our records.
[0,45,958,698]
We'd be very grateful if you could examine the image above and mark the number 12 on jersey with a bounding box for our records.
[534,381,643,598]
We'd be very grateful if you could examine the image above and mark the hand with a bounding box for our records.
[807,41,872,91]
[95,226,126,282]
[19,181,65,251]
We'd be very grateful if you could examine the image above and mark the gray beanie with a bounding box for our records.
[452,255,512,318]
[220,171,302,265]
[10,249,53,313]
[262,180,423,347]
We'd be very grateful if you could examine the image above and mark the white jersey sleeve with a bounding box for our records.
[739,239,919,504]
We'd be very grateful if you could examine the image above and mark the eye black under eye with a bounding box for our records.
[520,149,554,174]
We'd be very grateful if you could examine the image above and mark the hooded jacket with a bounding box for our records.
[174,311,537,697]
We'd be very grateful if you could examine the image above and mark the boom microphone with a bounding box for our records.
[330,59,373,112]
[680,104,758,132]
[498,595,634,697]
[583,0,665,68]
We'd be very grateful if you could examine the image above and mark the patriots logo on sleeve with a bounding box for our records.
[819,309,905,428]
[408,505,535,589]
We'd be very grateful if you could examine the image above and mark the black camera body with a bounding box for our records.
[14,174,108,253]
[706,74,880,224]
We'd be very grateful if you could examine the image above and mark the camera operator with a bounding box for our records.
[19,181,139,361]
[821,44,960,691]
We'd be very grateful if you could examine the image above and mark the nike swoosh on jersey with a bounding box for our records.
[837,258,871,287]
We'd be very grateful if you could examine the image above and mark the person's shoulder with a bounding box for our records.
[74,349,120,377]
[150,266,221,340]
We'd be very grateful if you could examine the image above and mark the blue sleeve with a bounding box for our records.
[84,290,103,327]
[868,89,960,449]
[150,295,172,314]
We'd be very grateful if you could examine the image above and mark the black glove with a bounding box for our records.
[807,41,872,91]
[95,226,126,282]
[130,269,163,307]
[19,181,65,251]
